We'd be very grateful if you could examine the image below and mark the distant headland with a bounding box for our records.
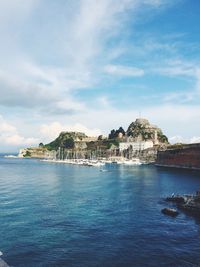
[18,117,200,170]
[18,118,168,163]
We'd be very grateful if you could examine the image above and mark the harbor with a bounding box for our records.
[18,118,165,165]
[41,157,142,167]
[0,0,199,266]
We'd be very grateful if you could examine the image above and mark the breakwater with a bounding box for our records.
[156,143,200,170]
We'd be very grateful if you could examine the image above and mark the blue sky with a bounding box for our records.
[0,0,200,152]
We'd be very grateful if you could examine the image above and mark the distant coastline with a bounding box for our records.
[17,118,168,164]
[13,117,200,171]
[0,153,18,158]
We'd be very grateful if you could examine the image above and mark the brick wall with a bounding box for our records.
[156,144,200,169]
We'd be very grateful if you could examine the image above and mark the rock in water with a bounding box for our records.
[161,208,179,217]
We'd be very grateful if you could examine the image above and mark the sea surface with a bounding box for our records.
[1,156,200,267]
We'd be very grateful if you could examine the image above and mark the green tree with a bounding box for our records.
[108,129,116,139]
[24,150,31,157]
[63,138,75,148]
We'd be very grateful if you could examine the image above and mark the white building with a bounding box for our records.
[119,140,153,152]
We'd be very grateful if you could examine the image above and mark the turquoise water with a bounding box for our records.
[0,157,200,267]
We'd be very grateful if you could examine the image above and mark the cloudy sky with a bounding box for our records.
[0,0,200,152]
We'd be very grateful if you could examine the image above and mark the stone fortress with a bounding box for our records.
[18,117,168,163]
[118,118,161,152]
[17,117,200,169]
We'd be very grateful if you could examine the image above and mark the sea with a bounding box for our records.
[0,155,200,267]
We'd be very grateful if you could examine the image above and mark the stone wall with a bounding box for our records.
[137,147,158,163]
[18,147,56,159]
[156,143,200,169]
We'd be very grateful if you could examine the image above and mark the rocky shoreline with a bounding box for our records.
[164,190,200,217]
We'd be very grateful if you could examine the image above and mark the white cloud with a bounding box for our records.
[150,59,200,104]
[40,122,102,142]
[169,135,185,144]
[0,0,155,122]
[195,68,200,93]
[0,115,16,133]
[0,0,199,152]
[0,0,161,113]
[97,96,111,108]
[0,0,37,19]
[104,64,144,77]
[189,136,200,144]
[153,59,197,77]
[0,115,38,148]
[3,134,38,146]
[169,135,200,144]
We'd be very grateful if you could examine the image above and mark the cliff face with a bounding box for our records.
[156,144,200,170]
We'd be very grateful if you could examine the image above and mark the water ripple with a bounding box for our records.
[1,158,200,267]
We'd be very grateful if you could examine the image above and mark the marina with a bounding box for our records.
[41,157,142,167]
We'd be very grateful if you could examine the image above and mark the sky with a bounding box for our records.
[0,0,200,152]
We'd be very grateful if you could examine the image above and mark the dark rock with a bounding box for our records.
[161,208,179,217]
[166,196,186,204]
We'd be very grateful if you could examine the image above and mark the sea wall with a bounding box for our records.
[156,143,200,170]
[132,147,158,163]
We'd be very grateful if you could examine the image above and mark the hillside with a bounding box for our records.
[18,117,169,162]
[126,118,168,144]
[44,118,168,152]
[44,132,87,150]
